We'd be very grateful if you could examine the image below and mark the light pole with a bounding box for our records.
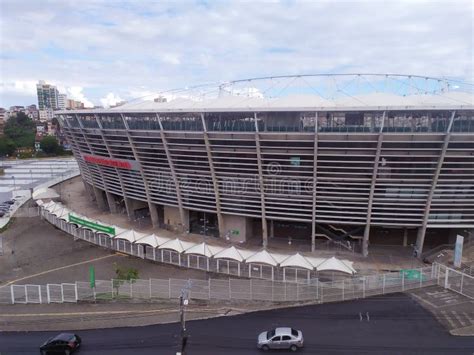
[177,280,192,355]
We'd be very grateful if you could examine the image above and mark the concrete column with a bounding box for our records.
[362,111,386,257]
[75,114,114,203]
[201,113,225,237]
[94,114,132,216]
[82,180,95,201]
[164,205,189,231]
[254,113,268,248]
[106,192,118,213]
[119,114,161,229]
[157,114,187,232]
[93,186,108,211]
[64,116,96,194]
[416,111,456,257]
[270,219,274,238]
[148,202,160,228]
[403,228,408,247]
[311,112,319,252]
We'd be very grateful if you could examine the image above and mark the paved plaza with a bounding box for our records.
[57,176,427,274]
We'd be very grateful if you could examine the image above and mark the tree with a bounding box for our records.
[112,263,139,297]
[40,136,60,155]
[0,136,16,157]
[4,112,36,148]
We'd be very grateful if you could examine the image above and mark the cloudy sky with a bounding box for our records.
[0,0,472,108]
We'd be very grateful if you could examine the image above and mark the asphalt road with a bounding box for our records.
[1,294,473,355]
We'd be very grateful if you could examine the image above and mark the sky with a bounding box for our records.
[0,0,472,108]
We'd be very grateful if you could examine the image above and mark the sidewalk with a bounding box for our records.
[58,176,426,274]
[0,299,288,332]
[408,285,474,336]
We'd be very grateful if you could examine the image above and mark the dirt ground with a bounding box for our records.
[0,216,217,286]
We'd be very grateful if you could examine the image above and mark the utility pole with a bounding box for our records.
[177,280,192,355]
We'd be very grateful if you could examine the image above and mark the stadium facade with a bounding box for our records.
[57,75,474,257]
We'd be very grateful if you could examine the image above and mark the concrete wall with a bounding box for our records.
[221,214,251,243]
[164,205,189,231]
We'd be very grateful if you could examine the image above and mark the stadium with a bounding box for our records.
[56,74,474,257]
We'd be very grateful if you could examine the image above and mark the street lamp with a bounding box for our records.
[178,280,192,355]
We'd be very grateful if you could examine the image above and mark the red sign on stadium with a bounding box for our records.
[83,154,139,170]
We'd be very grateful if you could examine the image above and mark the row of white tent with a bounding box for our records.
[38,200,357,275]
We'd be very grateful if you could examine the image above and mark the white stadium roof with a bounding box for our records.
[63,91,474,114]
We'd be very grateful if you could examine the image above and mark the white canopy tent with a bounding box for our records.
[135,233,171,248]
[184,242,224,257]
[213,246,250,276]
[280,253,314,270]
[306,256,327,269]
[316,257,356,275]
[32,187,60,200]
[158,238,197,253]
[280,253,314,282]
[213,246,247,262]
[245,249,279,266]
[245,249,279,280]
[42,200,57,212]
[51,206,70,219]
[183,242,224,271]
[114,229,149,243]
[158,238,197,265]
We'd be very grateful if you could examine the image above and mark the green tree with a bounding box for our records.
[40,135,60,155]
[112,263,139,297]
[4,112,36,148]
[0,136,16,157]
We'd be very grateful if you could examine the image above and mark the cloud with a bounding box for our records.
[67,87,94,108]
[0,0,472,107]
[100,92,124,108]
[0,81,37,97]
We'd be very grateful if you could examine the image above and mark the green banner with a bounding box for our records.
[400,269,422,280]
[68,213,116,235]
[89,265,95,289]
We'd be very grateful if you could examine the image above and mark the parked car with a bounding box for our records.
[40,333,81,354]
[257,327,303,352]
[3,200,14,205]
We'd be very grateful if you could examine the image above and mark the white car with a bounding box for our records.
[257,327,304,351]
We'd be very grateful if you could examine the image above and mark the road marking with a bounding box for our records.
[437,299,473,309]
[2,254,121,286]
[440,310,457,328]
[462,312,474,324]
[410,292,438,308]
[452,311,467,327]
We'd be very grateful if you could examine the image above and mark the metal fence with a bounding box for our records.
[0,264,444,305]
[40,209,356,283]
[436,263,474,299]
[14,207,41,218]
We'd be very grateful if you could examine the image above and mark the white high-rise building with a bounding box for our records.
[58,94,67,110]
[36,80,59,110]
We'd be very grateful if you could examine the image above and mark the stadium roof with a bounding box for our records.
[61,91,474,114]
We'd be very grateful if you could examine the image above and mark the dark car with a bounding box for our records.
[4,200,15,205]
[40,333,81,354]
